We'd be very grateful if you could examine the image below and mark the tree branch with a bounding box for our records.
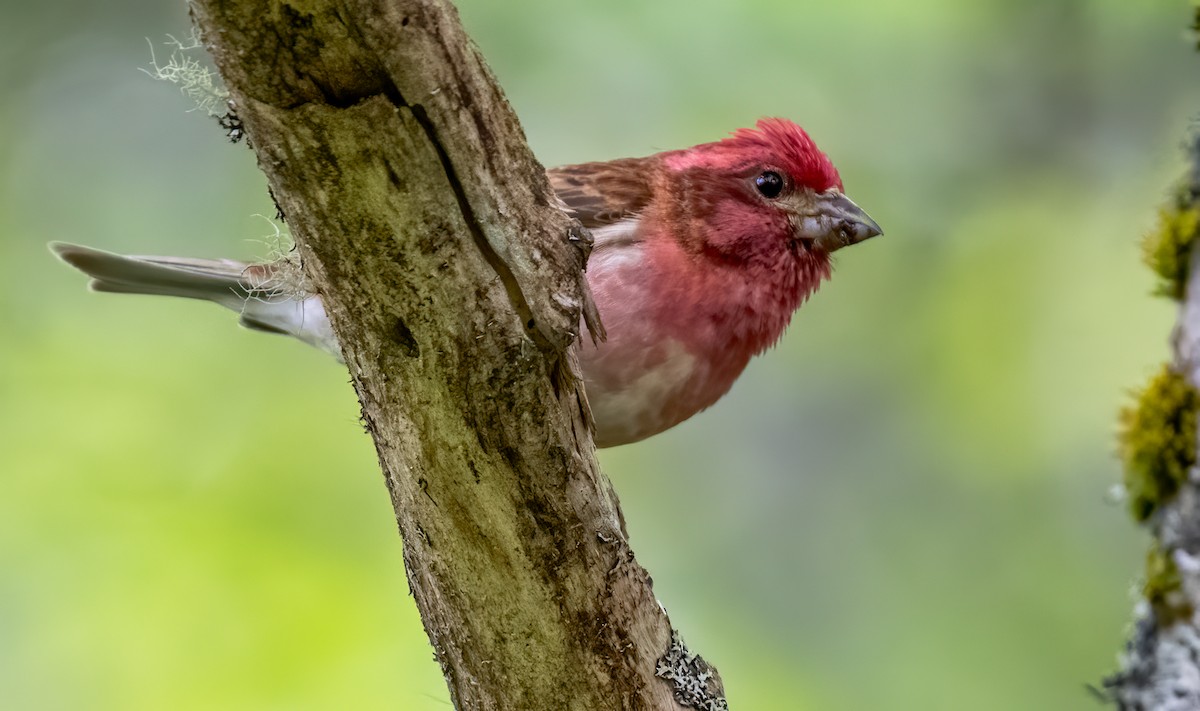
[1105,12,1200,703]
[187,0,723,708]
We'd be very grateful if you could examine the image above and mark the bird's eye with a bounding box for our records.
[754,171,785,199]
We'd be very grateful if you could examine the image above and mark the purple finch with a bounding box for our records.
[52,118,880,447]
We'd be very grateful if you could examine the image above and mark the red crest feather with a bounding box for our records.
[665,117,842,193]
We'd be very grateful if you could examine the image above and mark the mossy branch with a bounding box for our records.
[1105,61,1200,703]
[185,1,723,708]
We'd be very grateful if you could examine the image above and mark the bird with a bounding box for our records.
[51,118,880,447]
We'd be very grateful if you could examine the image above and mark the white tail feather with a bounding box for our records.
[50,242,340,358]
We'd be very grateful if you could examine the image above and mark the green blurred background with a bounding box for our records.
[2,1,1197,709]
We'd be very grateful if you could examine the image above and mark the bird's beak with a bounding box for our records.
[796,191,882,253]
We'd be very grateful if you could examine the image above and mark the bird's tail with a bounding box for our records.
[49,242,339,356]
[50,241,260,308]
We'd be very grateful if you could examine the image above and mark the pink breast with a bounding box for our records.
[578,239,755,447]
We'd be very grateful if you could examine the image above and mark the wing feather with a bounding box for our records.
[548,156,656,229]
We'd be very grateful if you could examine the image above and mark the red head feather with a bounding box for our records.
[664,118,842,193]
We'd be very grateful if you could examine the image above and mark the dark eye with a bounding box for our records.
[754,171,785,199]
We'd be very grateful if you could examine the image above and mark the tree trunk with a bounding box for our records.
[187,1,726,709]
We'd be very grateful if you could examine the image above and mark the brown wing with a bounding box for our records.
[547,156,657,229]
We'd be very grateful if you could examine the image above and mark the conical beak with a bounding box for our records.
[800,192,882,254]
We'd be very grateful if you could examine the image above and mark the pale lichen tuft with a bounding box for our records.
[655,630,728,711]
[141,30,229,117]
[242,217,309,304]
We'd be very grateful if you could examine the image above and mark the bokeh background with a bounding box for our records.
[2,1,1198,709]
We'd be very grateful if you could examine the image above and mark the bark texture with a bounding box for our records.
[188,1,725,709]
